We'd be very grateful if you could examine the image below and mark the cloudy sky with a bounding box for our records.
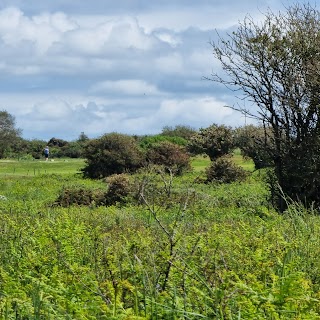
[0,0,298,140]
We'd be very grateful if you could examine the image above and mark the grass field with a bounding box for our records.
[0,158,85,176]
[0,154,320,319]
[0,150,254,177]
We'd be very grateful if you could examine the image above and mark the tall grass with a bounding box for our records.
[0,158,319,318]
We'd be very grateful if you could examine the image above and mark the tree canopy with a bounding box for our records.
[0,110,21,158]
[210,3,320,210]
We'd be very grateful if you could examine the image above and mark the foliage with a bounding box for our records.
[187,123,234,160]
[0,110,22,158]
[82,133,145,178]
[161,124,197,140]
[234,125,273,169]
[55,186,106,206]
[1,163,320,318]
[56,141,84,158]
[146,141,191,175]
[139,134,188,150]
[105,173,132,205]
[210,3,320,211]
[77,131,89,143]
[205,155,249,184]
[48,137,69,147]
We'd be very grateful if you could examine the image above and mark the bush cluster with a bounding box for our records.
[105,174,132,205]
[205,156,248,184]
[82,133,145,178]
[55,174,133,207]
[82,133,191,179]
[187,124,234,160]
[146,141,191,175]
[55,187,106,207]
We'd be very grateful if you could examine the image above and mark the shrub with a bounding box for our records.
[55,187,106,207]
[187,124,234,160]
[161,125,197,140]
[105,174,132,205]
[139,134,188,150]
[55,175,132,207]
[59,141,84,158]
[205,156,249,183]
[82,133,145,178]
[234,125,273,169]
[146,141,191,175]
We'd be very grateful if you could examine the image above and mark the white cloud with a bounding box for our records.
[28,98,73,120]
[155,52,184,75]
[154,97,233,125]
[50,16,158,57]
[0,1,286,140]
[153,31,181,47]
[89,80,161,96]
[0,7,68,55]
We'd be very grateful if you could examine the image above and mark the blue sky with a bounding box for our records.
[0,0,298,140]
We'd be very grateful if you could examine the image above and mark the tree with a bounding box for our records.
[82,133,145,178]
[77,132,89,143]
[25,139,47,159]
[0,110,21,158]
[146,141,191,175]
[234,125,273,169]
[187,124,234,161]
[48,137,68,147]
[210,4,320,210]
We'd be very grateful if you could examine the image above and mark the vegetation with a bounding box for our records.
[234,125,273,169]
[187,124,234,160]
[210,3,320,210]
[0,110,22,158]
[139,135,188,150]
[1,157,320,318]
[205,155,249,183]
[160,125,197,140]
[81,133,145,178]
[146,141,191,175]
[2,3,320,318]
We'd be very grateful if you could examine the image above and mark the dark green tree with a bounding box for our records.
[234,125,273,169]
[187,124,234,161]
[48,137,68,147]
[77,132,89,143]
[82,133,145,178]
[0,110,21,158]
[210,4,320,210]
[146,141,191,175]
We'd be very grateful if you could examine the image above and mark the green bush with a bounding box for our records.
[146,141,191,175]
[187,124,234,160]
[234,125,273,169]
[139,134,188,150]
[82,133,145,178]
[105,173,132,205]
[55,187,106,206]
[205,156,249,183]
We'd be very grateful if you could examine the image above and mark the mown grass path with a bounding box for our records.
[0,158,85,176]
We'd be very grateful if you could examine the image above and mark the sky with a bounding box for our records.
[0,0,299,141]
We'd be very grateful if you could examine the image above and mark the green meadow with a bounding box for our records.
[0,159,85,177]
[1,155,320,319]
